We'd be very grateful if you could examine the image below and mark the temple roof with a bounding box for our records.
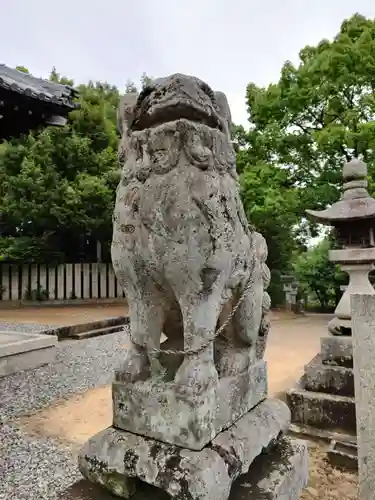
[0,64,78,109]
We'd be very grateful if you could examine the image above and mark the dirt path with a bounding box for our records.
[0,303,128,326]
[266,312,330,397]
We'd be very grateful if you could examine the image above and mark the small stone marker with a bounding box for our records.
[351,293,375,499]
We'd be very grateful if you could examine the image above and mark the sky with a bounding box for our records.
[2,0,375,127]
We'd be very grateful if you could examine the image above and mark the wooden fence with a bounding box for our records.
[0,263,125,302]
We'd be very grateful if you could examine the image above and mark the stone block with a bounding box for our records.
[230,437,308,500]
[289,422,356,444]
[327,440,358,471]
[0,331,57,377]
[303,354,354,396]
[113,359,267,450]
[287,382,356,433]
[320,336,353,367]
[79,398,292,500]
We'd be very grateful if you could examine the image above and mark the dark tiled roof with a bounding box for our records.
[0,64,79,109]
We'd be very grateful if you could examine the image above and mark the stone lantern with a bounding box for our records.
[281,274,300,312]
[306,157,375,335]
[287,158,375,464]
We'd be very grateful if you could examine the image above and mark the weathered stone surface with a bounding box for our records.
[327,440,358,471]
[211,398,290,476]
[320,335,353,368]
[113,359,267,450]
[289,422,356,444]
[287,382,356,433]
[327,260,375,331]
[286,337,356,436]
[230,437,308,500]
[78,74,294,499]
[351,293,375,499]
[79,398,291,500]
[111,74,271,446]
[303,354,354,396]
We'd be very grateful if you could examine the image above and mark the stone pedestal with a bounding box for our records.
[287,249,375,446]
[112,359,267,450]
[80,358,308,499]
[287,335,356,437]
[79,399,308,500]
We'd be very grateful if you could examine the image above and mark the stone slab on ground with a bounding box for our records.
[0,329,130,422]
[0,330,57,377]
[0,322,57,333]
[76,437,307,500]
[113,359,267,450]
[320,336,353,367]
[1,420,308,500]
[289,422,356,444]
[303,354,354,396]
[79,398,294,500]
[287,381,356,433]
[327,440,358,471]
[44,316,129,340]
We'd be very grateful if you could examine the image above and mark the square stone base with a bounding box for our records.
[113,359,267,450]
[79,398,306,500]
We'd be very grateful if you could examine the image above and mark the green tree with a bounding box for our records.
[234,13,375,303]
[240,163,300,272]
[140,72,154,89]
[0,69,149,263]
[293,238,346,311]
[242,13,375,217]
[239,162,301,305]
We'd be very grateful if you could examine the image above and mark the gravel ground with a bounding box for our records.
[0,322,57,333]
[0,328,127,422]
[0,420,164,499]
[1,328,130,499]
[0,423,81,500]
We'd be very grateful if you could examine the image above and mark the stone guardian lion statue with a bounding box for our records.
[111,75,270,445]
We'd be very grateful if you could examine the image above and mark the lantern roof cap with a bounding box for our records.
[306,157,375,224]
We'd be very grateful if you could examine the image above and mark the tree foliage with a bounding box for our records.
[235,13,375,304]
[242,14,375,213]
[0,69,147,263]
[239,163,300,271]
[293,238,346,310]
[3,13,375,309]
